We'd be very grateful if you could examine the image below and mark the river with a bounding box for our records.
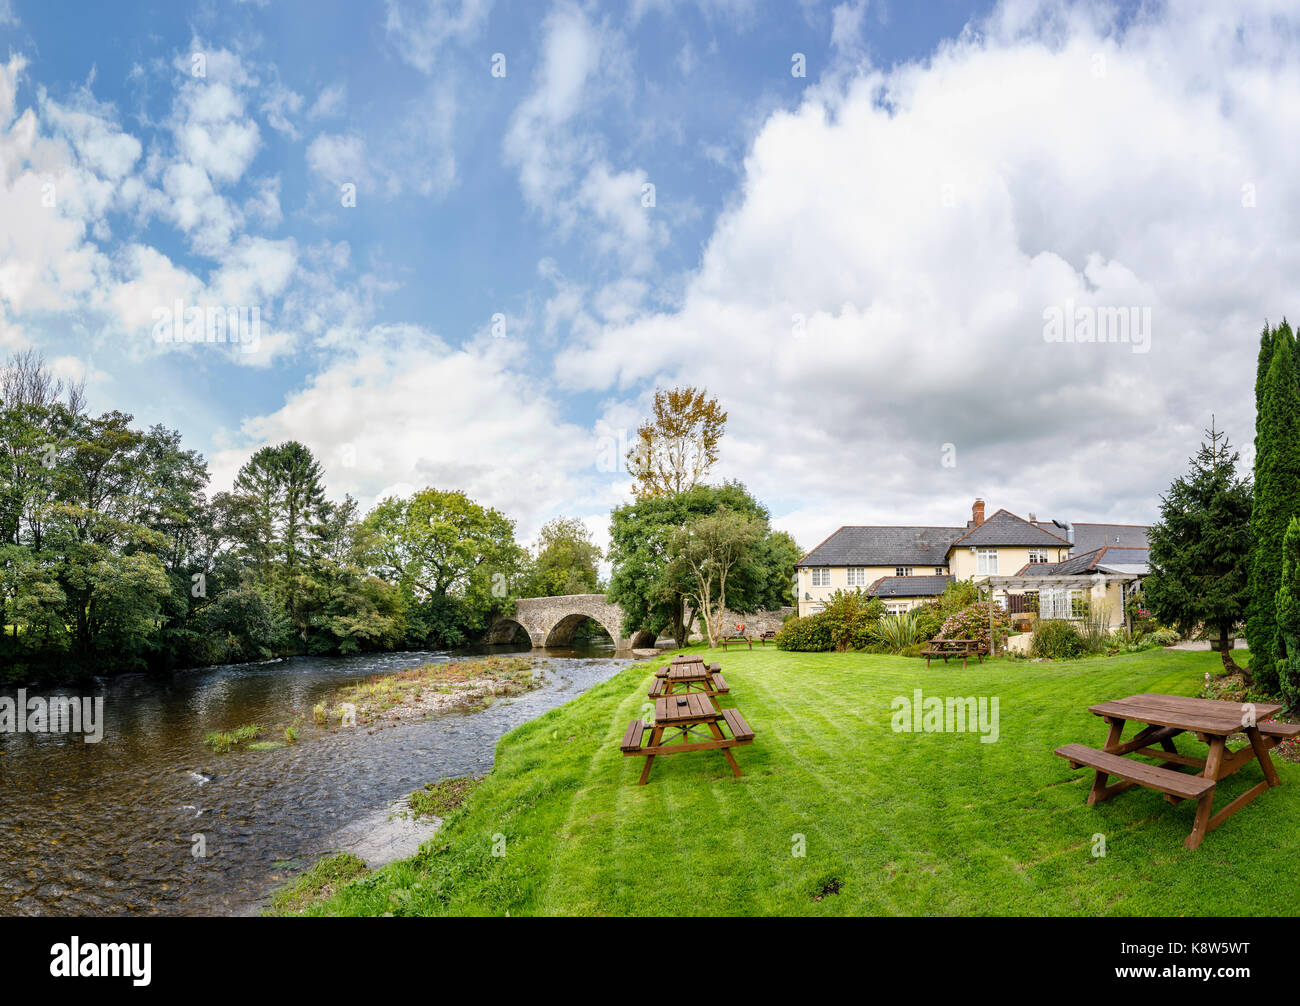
[0,644,633,917]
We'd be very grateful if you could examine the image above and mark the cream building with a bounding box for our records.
[795,499,1148,626]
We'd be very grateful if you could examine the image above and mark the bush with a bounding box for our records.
[1148,627,1180,646]
[876,610,929,652]
[939,602,1011,650]
[1030,619,1087,659]
[777,590,883,652]
[774,615,833,651]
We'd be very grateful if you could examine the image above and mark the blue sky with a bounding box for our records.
[2,0,1298,556]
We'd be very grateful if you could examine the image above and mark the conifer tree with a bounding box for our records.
[1247,321,1300,689]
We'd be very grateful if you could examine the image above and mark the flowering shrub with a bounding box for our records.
[939,602,1011,649]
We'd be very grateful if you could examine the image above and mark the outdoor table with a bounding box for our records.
[619,692,754,785]
[648,660,730,710]
[921,637,986,668]
[1055,692,1298,849]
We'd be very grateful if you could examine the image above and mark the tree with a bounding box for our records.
[361,488,521,646]
[1274,517,1300,707]
[606,481,795,647]
[525,517,602,596]
[1144,420,1253,672]
[625,386,727,498]
[668,508,765,647]
[1247,321,1300,690]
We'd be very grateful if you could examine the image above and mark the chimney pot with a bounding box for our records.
[972,499,986,526]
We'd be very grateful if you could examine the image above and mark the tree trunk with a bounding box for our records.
[1220,623,1244,674]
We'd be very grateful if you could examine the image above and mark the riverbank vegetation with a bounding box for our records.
[0,353,607,683]
[315,656,543,726]
[282,646,1300,916]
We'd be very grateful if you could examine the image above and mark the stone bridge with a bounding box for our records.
[484,594,793,651]
[483,594,651,649]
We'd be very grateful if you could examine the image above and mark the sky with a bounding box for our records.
[1,0,1298,560]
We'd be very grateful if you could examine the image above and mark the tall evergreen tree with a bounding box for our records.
[1247,321,1300,689]
[1144,420,1252,672]
[1274,516,1300,707]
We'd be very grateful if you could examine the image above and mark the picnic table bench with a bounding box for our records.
[757,630,777,645]
[1055,693,1300,849]
[648,660,731,709]
[921,637,987,669]
[620,692,754,784]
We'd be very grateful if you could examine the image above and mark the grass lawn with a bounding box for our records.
[295,646,1300,916]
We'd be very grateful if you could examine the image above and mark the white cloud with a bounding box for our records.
[307,82,346,120]
[384,0,493,74]
[558,0,1300,549]
[504,3,665,271]
[209,326,606,537]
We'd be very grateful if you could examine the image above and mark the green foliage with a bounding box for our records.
[203,723,265,753]
[1030,620,1087,659]
[875,610,928,653]
[408,776,481,820]
[521,517,602,596]
[1147,627,1180,647]
[1275,516,1300,707]
[263,853,369,916]
[1145,420,1251,672]
[1248,322,1300,689]
[773,614,833,651]
[606,481,794,647]
[939,601,1011,649]
[775,590,883,652]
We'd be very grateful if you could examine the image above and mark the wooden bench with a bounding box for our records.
[921,637,987,669]
[1259,720,1300,740]
[758,630,777,646]
[620,719,646,754]
[648,677,667,697]
[722,708,754,742]
[720,634,751,651]
[621,694,755,783]
[710,672,730,694]
[1054,743,1217,802]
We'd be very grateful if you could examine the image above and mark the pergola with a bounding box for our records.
[973,573,1141,656]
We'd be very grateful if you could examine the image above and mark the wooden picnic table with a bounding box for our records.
[921,637,987,669]
[1055,692,1300,849]
[720,634,751,651]
[648,660,731,710]
[758,630,777,646]
[620,692,754,785]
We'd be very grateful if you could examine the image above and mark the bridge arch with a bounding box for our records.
[487,594,636,650]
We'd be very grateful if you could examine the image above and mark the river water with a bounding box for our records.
[0,644,633,917]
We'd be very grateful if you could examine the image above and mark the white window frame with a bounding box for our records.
[895,566,913,577]
[846,567,868,587]
[1027,549,1048,564]
[934,566,946,575]
[976,548,998,575]
[810,567,830,587]
[885,601,909,616]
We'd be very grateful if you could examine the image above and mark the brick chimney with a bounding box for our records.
[972,498,986,527]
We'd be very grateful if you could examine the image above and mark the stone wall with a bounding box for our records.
[485,594,794,650]
[687,606,794,643]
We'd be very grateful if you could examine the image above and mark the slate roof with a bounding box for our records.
[1014,545,1150,577]
[1033,520,1150,557]
[795,526,965,568]
[867,575,954,598]
[950,509,1072,548]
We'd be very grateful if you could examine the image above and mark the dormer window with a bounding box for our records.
[895,566,912,577]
